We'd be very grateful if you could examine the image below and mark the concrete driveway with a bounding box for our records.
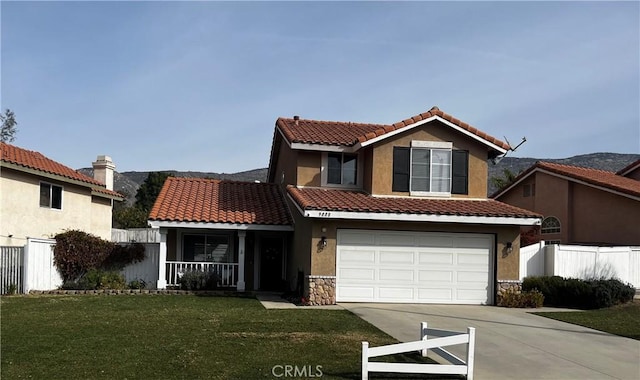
[341,303,640,380]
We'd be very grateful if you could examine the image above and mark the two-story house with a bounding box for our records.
[0,142,124,246]
[149,106,540,305]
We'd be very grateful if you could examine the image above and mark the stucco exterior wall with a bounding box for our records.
[570,183,640,245]
[369,120,490,197]
[305,218,521,281]
[296,151,321,187]
[271,138,298,187]
[0,168,113,246]
[285,197,313,291]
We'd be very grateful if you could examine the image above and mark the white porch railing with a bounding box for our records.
[166,261,238,288]
[362,322,475,380]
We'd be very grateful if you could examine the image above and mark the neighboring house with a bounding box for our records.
[150,106,541,305]
[0,142,123,246]
[493,161,640,246]
[617,158,640,181]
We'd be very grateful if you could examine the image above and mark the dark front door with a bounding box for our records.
[260,237,283,291]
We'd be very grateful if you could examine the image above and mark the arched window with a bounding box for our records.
[541,216,561,234]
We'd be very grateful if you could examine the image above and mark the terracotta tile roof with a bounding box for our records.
[1,142,123,198]
[616,159,640,176]
[534,161,640,198]
[149,177,292,225]
[276,106,510,150]
[287,186,540,219]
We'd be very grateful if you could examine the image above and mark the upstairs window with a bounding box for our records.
[40,182,62,209]
[541,216,561,234]
[327,153,357,186]
[392,141,468,195]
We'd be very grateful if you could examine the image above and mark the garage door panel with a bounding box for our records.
[379,269,414,281]
[337,230,492,304]
[416,236,454,248]
[457,270,490,283]
[340,249,375,263]
[418,270,453,282]
[418,252,454,264]
[339,268,375,281]
[455,236,492,248]
[457,253,489,265]
[339,231,375,245]
[417,288,453,301]
[379,287,414,300]
[339,286,375,299]
[379,251,414,264]
[378,233,417,246]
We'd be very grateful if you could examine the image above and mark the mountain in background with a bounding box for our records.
[79,152,638,205]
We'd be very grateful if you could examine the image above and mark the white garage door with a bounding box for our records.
[336,230,493,304]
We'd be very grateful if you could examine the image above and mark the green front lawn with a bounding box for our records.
[1,295,449,379]
[534,300,640,340]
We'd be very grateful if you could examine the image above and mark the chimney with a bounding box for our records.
[92,155,115,190]
[293,115,299,125]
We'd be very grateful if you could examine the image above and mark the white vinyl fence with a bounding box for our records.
[1,246,24,294]
[361,322,475,380]
[520,242,640,288]
[23,238,62,292]
[1,239,161,293]
[120,243,160,286]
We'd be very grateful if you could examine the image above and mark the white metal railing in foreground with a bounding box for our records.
[361,322,475,380]
[166,261,238,288]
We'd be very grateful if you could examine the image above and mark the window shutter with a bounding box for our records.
[451,150,468,194]
[392,147,410,192]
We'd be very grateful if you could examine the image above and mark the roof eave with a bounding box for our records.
[1,161,119,198]
[357,115,509,153]
[299,209,541,226]
[148,220,294,231]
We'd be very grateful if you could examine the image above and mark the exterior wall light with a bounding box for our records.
[505,242,513,254]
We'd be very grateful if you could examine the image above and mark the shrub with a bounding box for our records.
[498,288,544,308]
[53,230,145,282]
[523,275,635,309]
[179,270,220,291]
[61,269,126,290]
[128,279,147,290]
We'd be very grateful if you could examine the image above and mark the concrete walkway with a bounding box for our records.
[256,293,342,310]
[341,303,640,380]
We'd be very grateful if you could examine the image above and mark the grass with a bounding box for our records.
[534,300,640,340]
[0,295,457,380]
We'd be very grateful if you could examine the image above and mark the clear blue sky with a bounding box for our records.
[2,1,639,173]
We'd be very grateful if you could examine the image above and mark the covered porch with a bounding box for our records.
[156,226,292,291]
[147,177,294,292]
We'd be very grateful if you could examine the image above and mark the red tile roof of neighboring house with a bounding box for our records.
[276,106,510,150]
[493,161,640,199]
[287,186,540,219]
[149,177,292,225]
[616,159,640,177]
[535,162,640,198]
[1,142,123,198]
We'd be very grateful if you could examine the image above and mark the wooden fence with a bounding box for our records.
[112,228,160,243]
[361,322,475,380]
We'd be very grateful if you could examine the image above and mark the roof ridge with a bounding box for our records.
[169,176,277,185]
[537,161,617,174]
[277,116,390,128]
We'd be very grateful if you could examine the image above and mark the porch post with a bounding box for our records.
[237,231,246,292]
[156,228,168,289]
